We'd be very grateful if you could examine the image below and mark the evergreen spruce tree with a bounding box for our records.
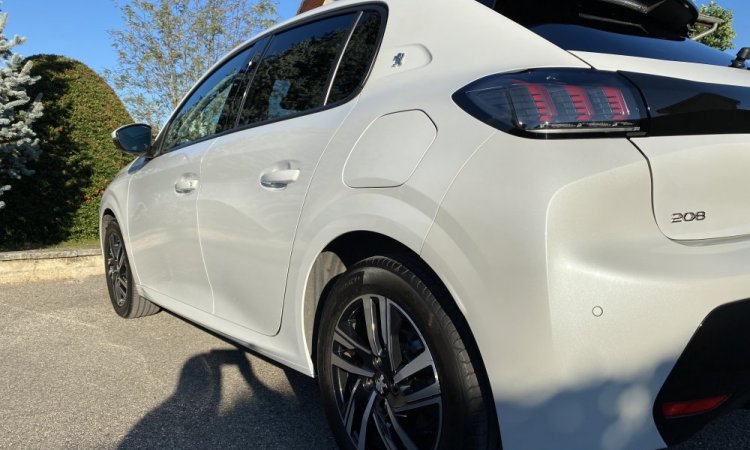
[0,7,42,209]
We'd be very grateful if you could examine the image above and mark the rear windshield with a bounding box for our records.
[532,24,734,67]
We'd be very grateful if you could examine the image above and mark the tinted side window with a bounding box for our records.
[163,47,255,152]
[328,11,382,104]
[239,14,357,126]
[216,40,268,133]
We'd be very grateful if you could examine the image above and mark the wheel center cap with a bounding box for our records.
[374,373,388,396]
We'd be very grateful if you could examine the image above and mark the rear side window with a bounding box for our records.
[239,13,357,126]
[163,47,255,152]
[327,11,383,104]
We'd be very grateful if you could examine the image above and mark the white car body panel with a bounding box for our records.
[127,142,214,312]
[343,110,437,188]
[632,135,750,241]
[198,102,357,336]
[570,51,750,242]
[99,0,750,448]
[422,130,750,448]
[422,135,664,449]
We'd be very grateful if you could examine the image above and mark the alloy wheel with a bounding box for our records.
[330,294,442,450]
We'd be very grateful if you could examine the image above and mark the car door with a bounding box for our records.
[127,45,257,312]
[198,10,384,335]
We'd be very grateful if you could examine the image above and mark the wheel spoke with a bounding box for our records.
[385,400,419,450]
[373,411,399,450]
[393,349,434,384]
[356,391,377,449]
[332,354,375,378]
[334,326,372,356]
[343,379,363,434]
[391,394,441,414]
[362,296,383,356]
[405,380,441,404]
[108,235,117,260]
[381,300,402,372]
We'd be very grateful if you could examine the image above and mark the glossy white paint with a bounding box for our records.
[568,52,750,242]
[197,104,357,336]
[127,142,214,312]
[98,0,750,448]
[632,135,750,241]
[343,110,436,188]
[422,130,750,449]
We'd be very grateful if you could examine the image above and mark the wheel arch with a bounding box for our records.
[302,230,501,445]
[99,208,116,250]
[101,207,116,226]
[303,230,488,384]
[304,231,417,359]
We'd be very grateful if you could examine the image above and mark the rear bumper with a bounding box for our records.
[421,132,750,449]
[656,297,750,445]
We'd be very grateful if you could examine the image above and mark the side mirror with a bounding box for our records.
[112,123,152,155]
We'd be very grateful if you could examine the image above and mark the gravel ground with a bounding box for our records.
[0,275,748,449]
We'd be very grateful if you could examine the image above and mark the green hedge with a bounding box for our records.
[0,55,133,250]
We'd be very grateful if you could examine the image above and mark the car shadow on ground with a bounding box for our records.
[117,348,336,449]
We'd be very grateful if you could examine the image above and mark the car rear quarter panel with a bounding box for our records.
[424,123,750,449]
[421,133,670,449]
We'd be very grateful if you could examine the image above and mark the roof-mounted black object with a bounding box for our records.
[731,47,750,69]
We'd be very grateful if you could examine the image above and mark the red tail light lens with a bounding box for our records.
[662,394,729,418]
[453,69,648,138]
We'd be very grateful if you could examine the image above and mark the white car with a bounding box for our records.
[100,0,750,448]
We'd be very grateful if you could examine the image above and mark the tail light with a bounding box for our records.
[661,394,729,418]
[453,69,648,138]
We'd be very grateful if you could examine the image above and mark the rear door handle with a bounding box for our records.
[174,173,199,194]
[260,167,300,190]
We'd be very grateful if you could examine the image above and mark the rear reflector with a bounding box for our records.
[661,394,729,418]
[453,69,648,138]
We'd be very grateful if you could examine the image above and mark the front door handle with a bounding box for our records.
[260,167,301,190]
[174,173,199,194]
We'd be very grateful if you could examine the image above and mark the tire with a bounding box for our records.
[102,216,160,319]
[317,256,498,450]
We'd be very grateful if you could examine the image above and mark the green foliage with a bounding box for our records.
[0,8,43,209]
[0,55,133,249]
[107,0,278,130]
[692,1,736,51]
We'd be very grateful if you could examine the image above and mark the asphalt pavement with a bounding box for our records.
[0,276,336,449]
[0,275,748,449]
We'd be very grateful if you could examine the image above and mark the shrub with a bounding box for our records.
[0,55,133,249]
